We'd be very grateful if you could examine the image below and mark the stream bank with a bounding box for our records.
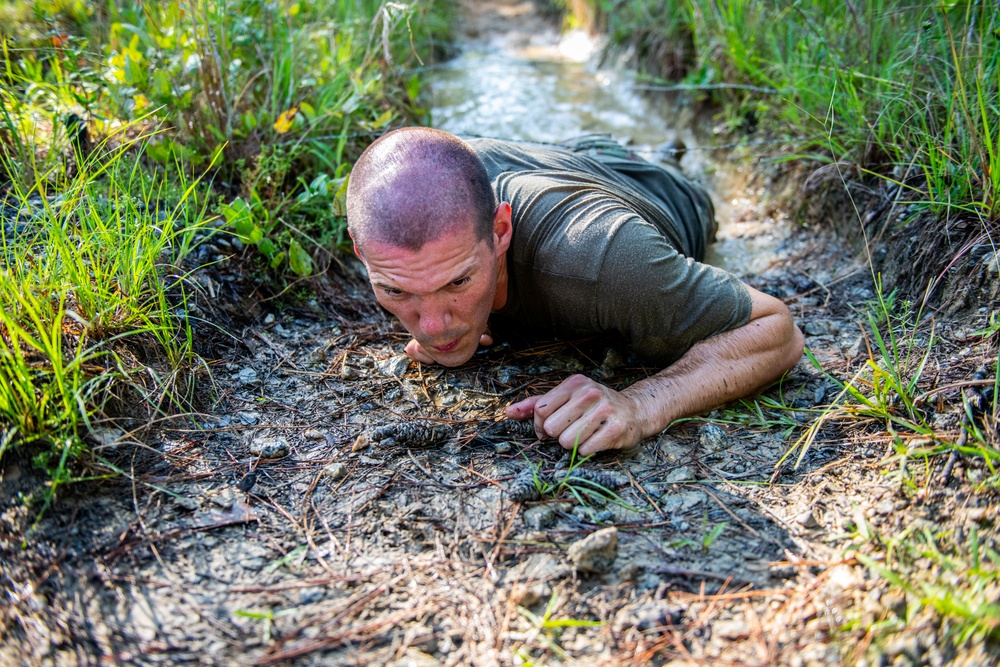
[1,1,998,666]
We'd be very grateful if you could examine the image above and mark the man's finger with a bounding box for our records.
[505,396,540,420]
[557,415,603,453]
[404,339,436,364]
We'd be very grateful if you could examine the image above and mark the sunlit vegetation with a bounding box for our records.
[0,0,447,500]
[566,0,998,222]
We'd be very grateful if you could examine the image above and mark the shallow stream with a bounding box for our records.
[427,13,788,275]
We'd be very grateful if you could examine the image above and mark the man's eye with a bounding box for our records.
[450,277,470,287]
[382,288,403,297]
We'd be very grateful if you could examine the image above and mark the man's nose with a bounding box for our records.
[418,299,452,338]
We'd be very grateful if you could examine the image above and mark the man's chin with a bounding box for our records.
[426,340,476,367]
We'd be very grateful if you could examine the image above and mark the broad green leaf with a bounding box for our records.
[288,240,313,277]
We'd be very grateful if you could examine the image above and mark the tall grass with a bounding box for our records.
[577,0,998,221]
[0,0,447,499]
[0,124,211,500]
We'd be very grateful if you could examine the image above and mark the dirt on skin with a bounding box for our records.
[2,2,999,666]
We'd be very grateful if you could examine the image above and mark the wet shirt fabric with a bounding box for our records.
[468,137,752,365]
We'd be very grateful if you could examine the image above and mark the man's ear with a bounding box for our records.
[493,202,513,255]
[348,230,367,265]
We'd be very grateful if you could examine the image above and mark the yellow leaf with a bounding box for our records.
[273,106,298,134]
[370,109,393,129]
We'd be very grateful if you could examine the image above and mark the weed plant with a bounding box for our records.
[571,0,998,221]
[1,0,448,502]
[781,285,999,481]
[2,0,449,274]
[0,124,212,506]
[843,517,1000,656]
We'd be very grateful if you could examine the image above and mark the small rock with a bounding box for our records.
[985,250,1000,275]
[236,472,257,492]
[324,463,348,481]
[510,581,551,608]
[614,602,684,633]
[376,355,411,378]
[714,618,750,640]
[875,499,895,516]
[664,466,695,484]
[237,367,260,386]
[965,507,988,522]
[796,510,820,528]
[803,319,839,336]
[89,427,125,448]
[496,367,522,385]
[210,488,237,509]
[340,358,360,380]
[174,495,199,511]
[238,411,260,425]
[660,491,705,514]
[494,441,512,454]
[506,553,569,583]
[593,509,614,523]
[303,429,325,440]
[263,313,275,325]
[567,526,618,574]
[352,432,373,452]
[698,423,728,451]
[523,505,557,531]
[617,561,642,581]
[250,437,289,459]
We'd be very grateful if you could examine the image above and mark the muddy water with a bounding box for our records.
[428,23,788,275]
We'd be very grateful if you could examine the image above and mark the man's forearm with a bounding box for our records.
[622,306,804,440]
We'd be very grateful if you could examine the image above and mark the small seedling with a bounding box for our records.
[514,593,602,664]
[233,607,293,644]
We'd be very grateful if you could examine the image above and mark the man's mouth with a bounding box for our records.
[431,337,462,353]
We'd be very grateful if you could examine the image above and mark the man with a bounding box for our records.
[346,127,804,456]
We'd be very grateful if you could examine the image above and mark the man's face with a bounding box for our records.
[359,219,508,367]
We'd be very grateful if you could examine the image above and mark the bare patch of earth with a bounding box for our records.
[2,213,998,666]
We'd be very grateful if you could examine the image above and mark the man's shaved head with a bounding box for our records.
[347,127,496,255]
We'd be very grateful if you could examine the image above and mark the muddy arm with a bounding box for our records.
[505,285,805,455]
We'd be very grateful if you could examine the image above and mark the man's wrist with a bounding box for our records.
[621,380,676,441]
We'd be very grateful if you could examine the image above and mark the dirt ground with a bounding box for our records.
[2,2,999,666]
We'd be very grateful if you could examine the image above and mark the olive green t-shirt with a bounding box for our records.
[468,138,753,366]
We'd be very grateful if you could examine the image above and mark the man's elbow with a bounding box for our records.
[760,299,804,374]
[784,321,805,371]
[777,306,805,372]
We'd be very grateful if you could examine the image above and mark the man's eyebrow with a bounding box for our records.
[374,268,475,293]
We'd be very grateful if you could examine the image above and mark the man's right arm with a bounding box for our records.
[506,285,804,455]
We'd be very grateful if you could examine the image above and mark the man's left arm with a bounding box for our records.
[505,285,805,455]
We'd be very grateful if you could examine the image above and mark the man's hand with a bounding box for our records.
[404,330,494,365]
[506,375,642,456]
